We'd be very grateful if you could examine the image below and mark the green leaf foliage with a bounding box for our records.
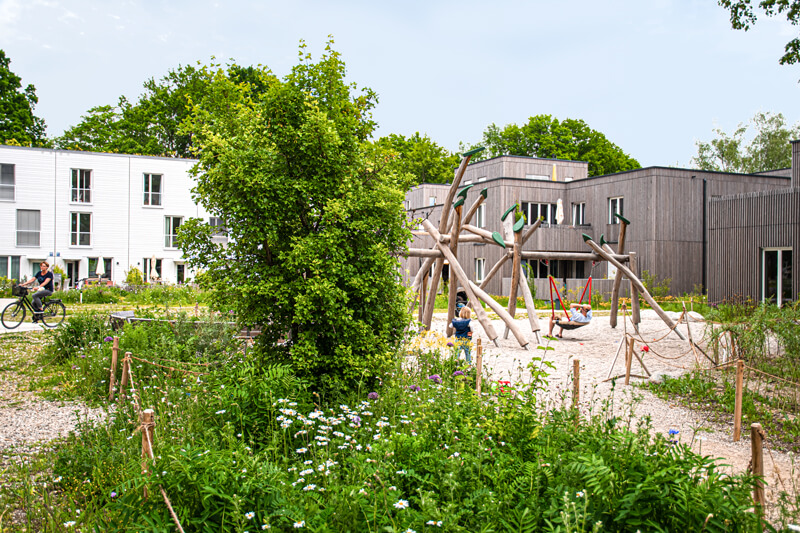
[718,0,800,66]
[463,114,641,177]
[179,41,413,394]
[374,132,460,185]
[0,49,47,146]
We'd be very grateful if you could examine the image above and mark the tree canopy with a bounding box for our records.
[178,42,412,393]
[718,0,800,65]
[692,111,800,173]
[374,132,459,185]
[464,115,641,177]
[0,50,47,146]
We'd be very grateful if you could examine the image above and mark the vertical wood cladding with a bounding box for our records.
[708,188,800,303]
[403,156,791,297]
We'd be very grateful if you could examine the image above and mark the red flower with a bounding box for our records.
[642,346,650,352]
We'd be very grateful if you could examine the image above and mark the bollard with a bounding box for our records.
[751,423,765,509]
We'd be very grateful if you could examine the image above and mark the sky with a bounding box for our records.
[1,0,798,167]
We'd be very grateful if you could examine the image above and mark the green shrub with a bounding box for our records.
[124,267,144,285]
[44,312,110,363]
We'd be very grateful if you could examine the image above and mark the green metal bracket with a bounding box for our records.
[453,197,465,209]
[599,234,606,246]
[582,233,592,242]
[501,204,518,222]
[491,231,506,248]
[462,146,485,157]
[615,213,630,225]
[457,184,474,198]
[512,216,525,233]
[480,188,488,199]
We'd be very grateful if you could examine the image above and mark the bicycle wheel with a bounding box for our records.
[1,302,26,329]
[41,302,66,328]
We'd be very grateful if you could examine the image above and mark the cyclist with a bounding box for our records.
[19,261,54,323]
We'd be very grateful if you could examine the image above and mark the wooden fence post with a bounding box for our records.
[733,360,745,441]
[108,336,119,402]
[572,359,580,409]
[751,423,765,508]
[624,337,634,386]
[141,408,155,499]
[475,339,483,396]
[119,352,131,402]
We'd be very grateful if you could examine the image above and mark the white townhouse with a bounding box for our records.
[0,145,217,287]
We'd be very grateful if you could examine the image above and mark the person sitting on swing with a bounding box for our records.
[548,303,592,338]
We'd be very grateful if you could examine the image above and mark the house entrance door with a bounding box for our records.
[762,248,792,306]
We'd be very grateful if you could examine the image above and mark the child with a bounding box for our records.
[451,306,473,364]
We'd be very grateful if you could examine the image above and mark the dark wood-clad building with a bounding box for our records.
[708,140,799,305]
[403,155,792,299]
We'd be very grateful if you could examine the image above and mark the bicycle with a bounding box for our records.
[1,285,66,329]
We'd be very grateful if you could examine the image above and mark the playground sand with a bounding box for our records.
[430,309,797,523]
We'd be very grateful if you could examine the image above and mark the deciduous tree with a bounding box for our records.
[464,115,640,177]
[375,132,459,185]
[0,50,47,145]
[718,0,800,65]
[178,43,412,393]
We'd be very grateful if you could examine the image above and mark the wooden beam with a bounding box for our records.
[519,251,629,262]
[446,205,464,336]
[609,219,629,328]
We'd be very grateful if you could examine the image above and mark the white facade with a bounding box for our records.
[0,145,213,286]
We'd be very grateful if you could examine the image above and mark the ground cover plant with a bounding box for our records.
[1,322,772,532]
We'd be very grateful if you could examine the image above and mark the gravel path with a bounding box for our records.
[431,308,798,522]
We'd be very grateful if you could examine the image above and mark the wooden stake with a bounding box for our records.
[751,423,765,508]
[609,218,629,329]
[108,336,119,402]
[733,360,745,441]
[625,337,634,385]
[503,224,523,340]
[573,359,580,409]
[629,252,641,328]
[141,408,155,499]
[119,353,131,402]
[475,339,483,396]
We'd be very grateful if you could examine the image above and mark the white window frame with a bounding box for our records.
[477,176,487,182]
[608,197,624,224]
[0,255,20,280]
[143,173,163,207]
[0,164,14,201]
[572,202,586,226]
[474,257,485,283]
[476,204,486,229]
[522,202,557,225]
[762,247,792,306]
[71,168,92,204]
[165,216,183,248]
[16,209,40,247]
[429,196,436,206]
[70,212,92,246]
[525,174,549,181]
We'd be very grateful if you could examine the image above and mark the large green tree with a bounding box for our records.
[375,132,459,185]
[0,50,47,145]
[465,115,641,177]
[718,0,800,65]
[692,111,800,173]
[178,43,412,393]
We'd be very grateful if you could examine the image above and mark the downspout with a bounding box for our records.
[702,177,707,294]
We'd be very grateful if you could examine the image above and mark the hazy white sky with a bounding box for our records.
[1,0,797,167]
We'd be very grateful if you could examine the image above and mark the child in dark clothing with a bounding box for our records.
[451,306,473,364]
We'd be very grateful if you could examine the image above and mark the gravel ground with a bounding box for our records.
[431,308,799,523]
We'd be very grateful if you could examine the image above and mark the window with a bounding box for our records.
[763,248,792,306]
[144,173,162,206]
[474,258,485,283]
[476,204,486,228]
[165,216,182,248]
[0,164,14,201]
[16,210,40,246]
[143,257,162,280]
[70,212,91,246]
[89,257,112,279]
[525,174,549,181]
[209,216,227,236]
[521,202,557,225]
[477,176,487,182]
[572,202,586,226]
[608,197,624,224]
[71,169,92,203]
[429,196,436,206]
[0,256,20,280]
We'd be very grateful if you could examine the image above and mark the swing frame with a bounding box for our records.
[549,274,593,330]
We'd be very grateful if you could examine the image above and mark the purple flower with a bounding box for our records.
[367,392,379,400]
[408,385,421,392]
[453,370,464,377]
[447,342,454,347]
[427,374,442,384]
[103,336,113,342]
[352,415,362,426]
[110,491,117,498]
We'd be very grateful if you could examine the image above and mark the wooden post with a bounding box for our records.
[733,360,745,441]
[419,272,427,324]
[141,408,155,499]
[751,423,765,508]
[628,252,641,327]
[108,336,120,402]
[609,218,629,328]
[446,204,464,337]
[475,339,483,395]
[573,359,580,409]
[625,337,634,385]
[517,262,542,339]
[119,352,131,402]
